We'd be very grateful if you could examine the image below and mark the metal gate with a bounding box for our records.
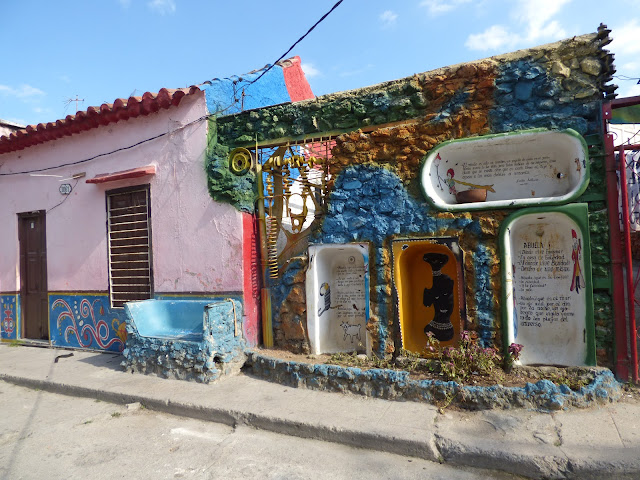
[604,97,640,383]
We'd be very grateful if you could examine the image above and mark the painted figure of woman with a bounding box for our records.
[570,229,584,295]
[445,168,457,195]
[423,252,455,342]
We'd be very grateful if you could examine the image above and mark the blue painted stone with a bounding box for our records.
[343,179,363,190]
[515,81,534,101]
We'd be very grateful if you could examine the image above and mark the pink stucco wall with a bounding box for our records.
[0,92,244,294]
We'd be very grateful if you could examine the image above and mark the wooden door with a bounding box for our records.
[19,211,48,340]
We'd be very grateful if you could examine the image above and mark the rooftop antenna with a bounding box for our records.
[63,95,85,114]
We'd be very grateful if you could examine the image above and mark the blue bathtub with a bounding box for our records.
[122,298,245,382]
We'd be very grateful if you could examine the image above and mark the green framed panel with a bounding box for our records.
[499,203,596,366]
[421,128,590,212]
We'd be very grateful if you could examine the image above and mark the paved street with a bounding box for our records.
[0,382,523,480]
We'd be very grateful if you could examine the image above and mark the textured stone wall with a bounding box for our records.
[246,352,622,411]
[211,30,616,360]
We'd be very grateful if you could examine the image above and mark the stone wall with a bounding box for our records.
[210,29,616,360]
[246,352,622,411]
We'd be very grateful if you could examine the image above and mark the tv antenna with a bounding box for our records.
[63,95,85,114]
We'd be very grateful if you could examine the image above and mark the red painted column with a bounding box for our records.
[242,212,261,346]
[281,56,314,102]
[605,130,630,380]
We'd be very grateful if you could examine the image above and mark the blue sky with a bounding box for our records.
[1,0,639,127]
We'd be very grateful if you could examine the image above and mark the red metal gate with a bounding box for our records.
[604,96,640,383]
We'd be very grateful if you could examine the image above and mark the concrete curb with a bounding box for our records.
[0,373,439,462]
[2,343,639,480]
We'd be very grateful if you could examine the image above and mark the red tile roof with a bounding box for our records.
[0,86,201,155]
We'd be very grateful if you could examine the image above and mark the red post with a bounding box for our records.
[604,129,630,381]
[618,144,640,383]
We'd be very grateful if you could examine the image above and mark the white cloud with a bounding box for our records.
[0,84,45,98]
[301,62,320,79]
[465,0,571,51]
[609,18,640,99]
[621,61,640,72]
[118,0,131,7]
[147,0,175,15]
[610,19,640,56]
[379,10,398,28]
[465,25,518,51]
[513,0,570,43]
[420,0,471,16]
[17,85,45,98]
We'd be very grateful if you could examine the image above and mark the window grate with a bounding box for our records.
[107,186,152,308]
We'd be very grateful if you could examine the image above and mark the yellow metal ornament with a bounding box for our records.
[228,147,252,175]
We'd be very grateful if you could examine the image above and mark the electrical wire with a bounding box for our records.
[47,178,80,213]
[0,2,346,177]
[243,0,344,91]
[626,127,640,145]
[613,75,640,82]
[0,97,240,177]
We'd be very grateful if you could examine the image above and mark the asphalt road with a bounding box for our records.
[0,381,525,480]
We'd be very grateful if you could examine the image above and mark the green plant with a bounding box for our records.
[546,372,589,391]
[328,351,395,370]
[111,412,121,418]
[505,343,524,372]
[398,348,423,371]
[426,331,505,383]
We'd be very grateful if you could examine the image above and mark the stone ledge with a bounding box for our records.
[244,351,622,411]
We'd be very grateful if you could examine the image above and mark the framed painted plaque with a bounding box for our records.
[306,243,370,355]
[500,204,596,366]
[421,129,589,211]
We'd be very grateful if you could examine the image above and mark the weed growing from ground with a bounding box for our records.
[426,331,511,383]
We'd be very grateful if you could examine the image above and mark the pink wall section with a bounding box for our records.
[0,92,244,294]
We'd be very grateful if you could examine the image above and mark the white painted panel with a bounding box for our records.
[421,129,589,211]
[306,243,370,355]
[504,212,589,366]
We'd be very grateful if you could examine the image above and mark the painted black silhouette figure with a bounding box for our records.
[423,252,455,342]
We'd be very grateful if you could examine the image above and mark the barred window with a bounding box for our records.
[106,185,152,308]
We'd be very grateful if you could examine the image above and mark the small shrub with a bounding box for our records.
[505,342,524,372]
[426,331,506,383]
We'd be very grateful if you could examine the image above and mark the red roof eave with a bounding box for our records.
[86,165,157,184]
[0,86,201,155]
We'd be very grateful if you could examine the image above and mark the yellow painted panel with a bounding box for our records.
[392,241,464,355]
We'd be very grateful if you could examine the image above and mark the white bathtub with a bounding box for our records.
[421,129,589,211]
[306,243,370,355]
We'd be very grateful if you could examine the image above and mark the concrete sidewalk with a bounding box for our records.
[1,344,639,480]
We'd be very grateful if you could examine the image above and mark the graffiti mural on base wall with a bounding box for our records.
[49,293,127,352]
[1,294,18,341]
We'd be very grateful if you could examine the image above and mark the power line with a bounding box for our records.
[0,94,244,177]
[244,0,344,91]
[0,116,206,176]
[0,1,346,177]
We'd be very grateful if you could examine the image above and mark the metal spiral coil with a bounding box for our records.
[267,214,279,279]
